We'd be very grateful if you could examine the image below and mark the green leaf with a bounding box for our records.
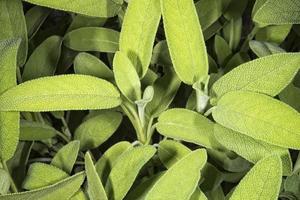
[151,40,172,66]
[212,91,300,149]
[256,25,292,44]
[95,141,131,184]
[214,124,292,176]
[211,53,300,100]
[156,108,219,149]
[161,0,208,84]
[0,39,20,161]
[249,40,285,57]
[229,155,282,200]
[279,83,300,112]
[222,17,242,50]
[0,0,27,66]
[22,35,62,81]
[0,172,85,200]
[67,15,107,32]
[223,0,248,20]
[74,111,122,150]
[0,169,10,195]
[214,35,232,66]
[85,152,108,200]
[253,0,300,25]
[145,149,207,200]
[119,0,161,77]
[20,120,58,141]
[113,51,141,102]
[74,52,113,80]
[51,141,80,174]
[24,0,123,18]
[105,145,156,200]
[64,27,120,53]
[0,74,121,112]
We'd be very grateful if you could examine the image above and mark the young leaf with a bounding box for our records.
[229,155,282,200]
[105,145,156,200]
[0,169,10,195]
[0,75,121,112]
[95,141,131,184]
[0,172,85,200]
[51,141,80,174]
[74,53,113,80]
[0,39,20,161]
[20,120,58,141]
[212,91,300,149]
[249,40,285,57]
[24,0,123,18]
[156,108,219,149]
[211,53,300,100]
[22,35,62,81]
[113,51,141,102]
[161,0,208,84]
[222,17,242,50]
[119,0,161,77]
[85,152,108,200]
[64,27,120,53]
[214,124,292,176]
[214,35,232,66]
[0,0,27,66]
[145,149,207,200]
[74,111,122,150]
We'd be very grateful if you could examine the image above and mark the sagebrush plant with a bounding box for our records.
[1,0,300,199]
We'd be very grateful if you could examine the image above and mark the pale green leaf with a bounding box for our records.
[64,27,120,53]
[20,120,57,141]
[0,169,10,195]
[156,108,219,149]
[119,0,161,77]
[51,141,80,174]
[0,172,85,200]
[211,53,300,100]
[190,188,208,200]
[105,145,156,200]
[145,149,207,200]
[0,75,121,112]
[22,35,62,81]
[279,83,300,112]
[113,51,141,102]
[74,111,122,150]
[214,35,232,66]
[214,124,292,176]
[67,15,107,32]
[24,0,123,18]
[161,0,208,84]
[85,152,108,200]
[222,17,242,50]
[249,40,285,57]
[151,40,172,66]
[212,91,300,149]
[229,155,282,200]
[256,25,292,44]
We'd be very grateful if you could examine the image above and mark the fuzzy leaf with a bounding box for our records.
[0,75,121,112]
[279,83,300,112]
[20,120,58,141]
[161,0,208,84]
[0,169,10,195]
[212,91,300,149]
[214,35,232,66]
[256,25,292,44]
[249,40,285,57]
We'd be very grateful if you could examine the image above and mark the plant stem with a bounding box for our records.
[240,25,260,52]
[2,160,18,193]
[60,117,72,139]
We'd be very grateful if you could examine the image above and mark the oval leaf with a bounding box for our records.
[20,120,58,141]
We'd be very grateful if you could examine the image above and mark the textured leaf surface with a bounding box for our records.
[212,53,300,99]
[24,0,123,18]
[229,155,282,200]
[119,0,161,77]
[20,120,57,141]
[105,145,156,200]
[156,108,218,148]
[212,91,300,149]
[249,40,285,57]
[161,0,208,84]
[0,75,121,112]
[0,169,10,195]
[74,111,122,150]
[0,172,85,200]
[279,83,300,112]
[145,149,207,200]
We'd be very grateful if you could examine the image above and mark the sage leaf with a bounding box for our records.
[0,39,20,161]
[211,53,300,100]
[279,83,300,112]
[229,155,282,200]
[0,172,85,200]
[67,15,107,32]
[113,51,141,102]
[249,40,285,57]
[0,0,27,66]
[161,0,208,84]
[256,25,292,44]
[156,108,219,149]
[64,27,120,53]
[145,149,207,200]
[0,169,10,195]
[51,141,80,174]
[22,35,62,81]
[85,152,108,200]
[0,75,121,112]
[214,124,292,176]
[214,35,232,66]
[119,0,161,77]
[212,91,300,149]
[151,40,172,66]
[24,0,123,18]
[222,17,242,51]
[74,111,122,150]
[105,145,156,200]
[20,120,57,141]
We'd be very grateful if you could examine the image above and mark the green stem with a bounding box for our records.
[2,160,18,193]
[60,117,72,139]
[240,26,260,52]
